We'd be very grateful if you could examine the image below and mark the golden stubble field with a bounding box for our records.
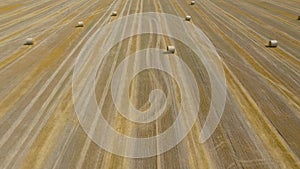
[0,0,299,168]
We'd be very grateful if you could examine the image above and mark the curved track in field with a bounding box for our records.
[0,0,299,168]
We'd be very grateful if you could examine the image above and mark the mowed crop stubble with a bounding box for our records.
[0,0,300,169]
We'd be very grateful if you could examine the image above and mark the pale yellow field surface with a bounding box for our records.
[0,0,299,168]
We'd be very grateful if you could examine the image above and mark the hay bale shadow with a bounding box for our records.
[163,51,175,54]
[265,45,277,48]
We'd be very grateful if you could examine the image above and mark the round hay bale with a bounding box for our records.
[77,21,84,27]
[112,11,117,16]
[269,40,278,47]
[191,1,195,5]
[167,46,175,53]
[186,15,191,21]
[24,38,33,45]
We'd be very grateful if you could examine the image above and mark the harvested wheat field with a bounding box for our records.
[0,0,300,168]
